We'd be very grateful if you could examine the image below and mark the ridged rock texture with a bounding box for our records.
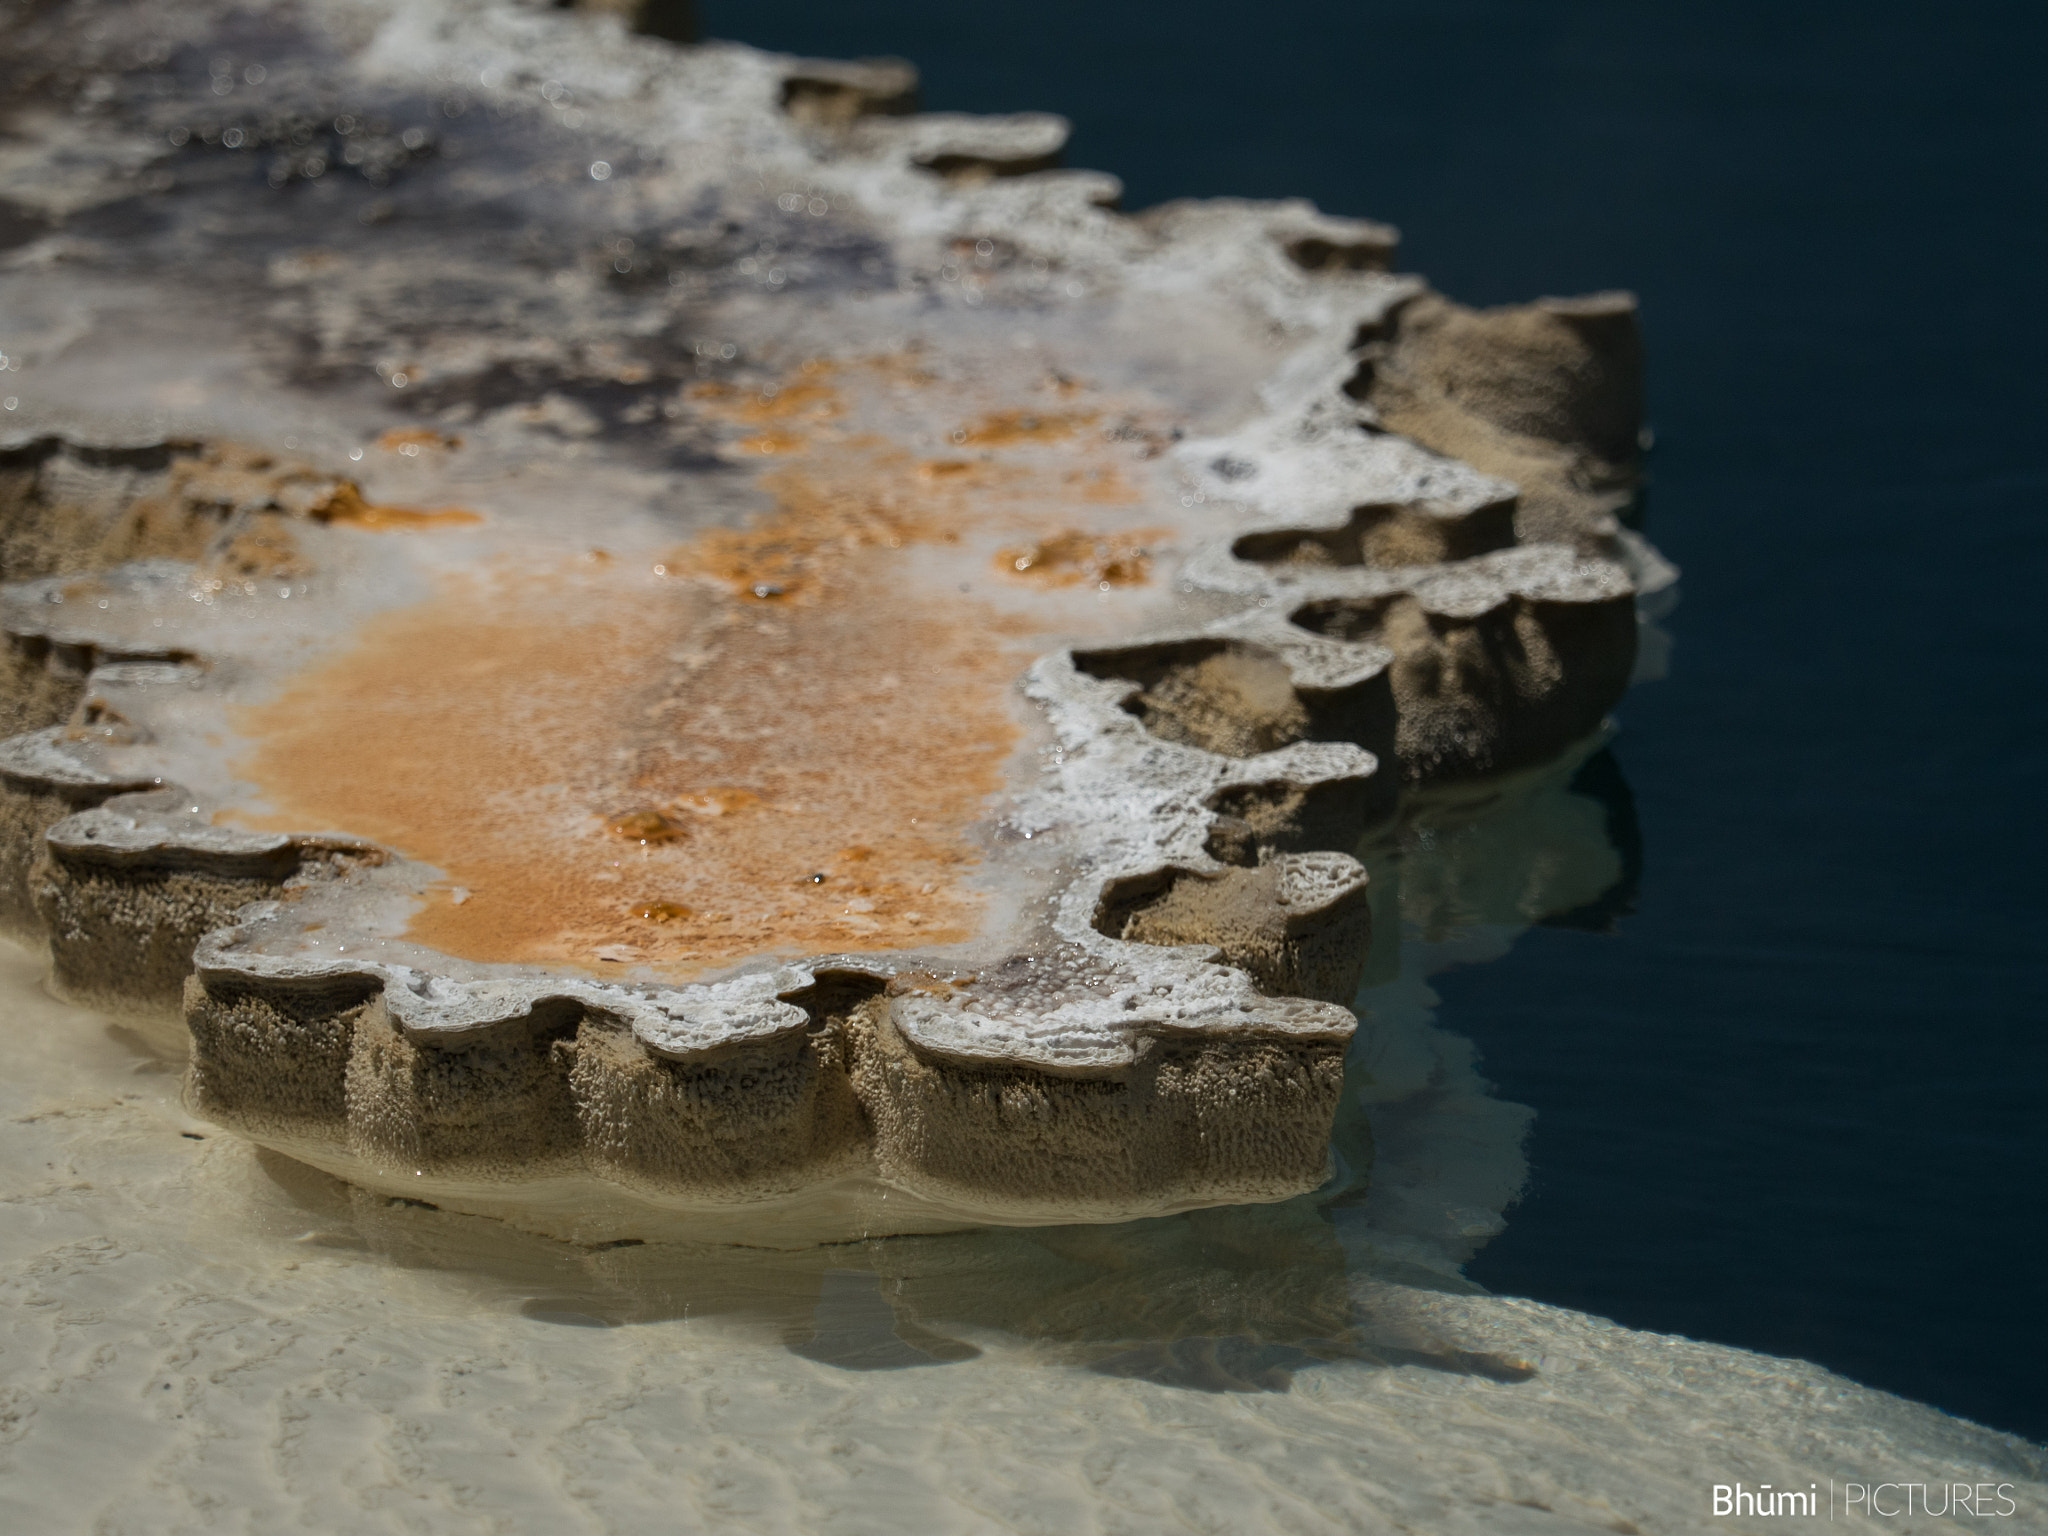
[0,0,1673,1242]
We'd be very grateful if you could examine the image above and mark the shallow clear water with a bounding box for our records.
[4,798,2040,1529]
[702,0,2048,1443]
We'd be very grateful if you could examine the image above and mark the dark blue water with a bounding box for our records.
[703,0,2048,1439]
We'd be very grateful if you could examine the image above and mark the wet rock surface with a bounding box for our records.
[0,0,1668,1238]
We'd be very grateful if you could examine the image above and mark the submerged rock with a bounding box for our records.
[0,0,1667,1241]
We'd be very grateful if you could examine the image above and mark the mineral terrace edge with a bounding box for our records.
[0,0,1669,1238]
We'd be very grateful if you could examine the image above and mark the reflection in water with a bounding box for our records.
[268,1150,1534,1395]
[243,736,1639,1396]
[1371,737,1634,945]
[1539,750,1644,934]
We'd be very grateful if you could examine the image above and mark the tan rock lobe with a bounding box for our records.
[0,0,1670,1241]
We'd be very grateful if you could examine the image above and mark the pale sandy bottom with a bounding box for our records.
[1,940,2040,1536]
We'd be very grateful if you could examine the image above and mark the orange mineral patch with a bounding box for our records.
[231,558,1025,974]
[688,368,844,425]
[376,428,463,453]
[997,528,1168,588]
[604,808,687,844]
[231,353,1182,976]
[955,408,1094,447]
[313,482,484,531]
[629,901,694,924]
[663,458,961,603]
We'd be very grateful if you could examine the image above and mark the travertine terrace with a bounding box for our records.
[0,0,1671,1241]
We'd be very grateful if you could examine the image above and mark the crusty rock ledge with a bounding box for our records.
[0,0,1672,1242]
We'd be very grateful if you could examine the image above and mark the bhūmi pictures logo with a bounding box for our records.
[1710,1481,2021,1519]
